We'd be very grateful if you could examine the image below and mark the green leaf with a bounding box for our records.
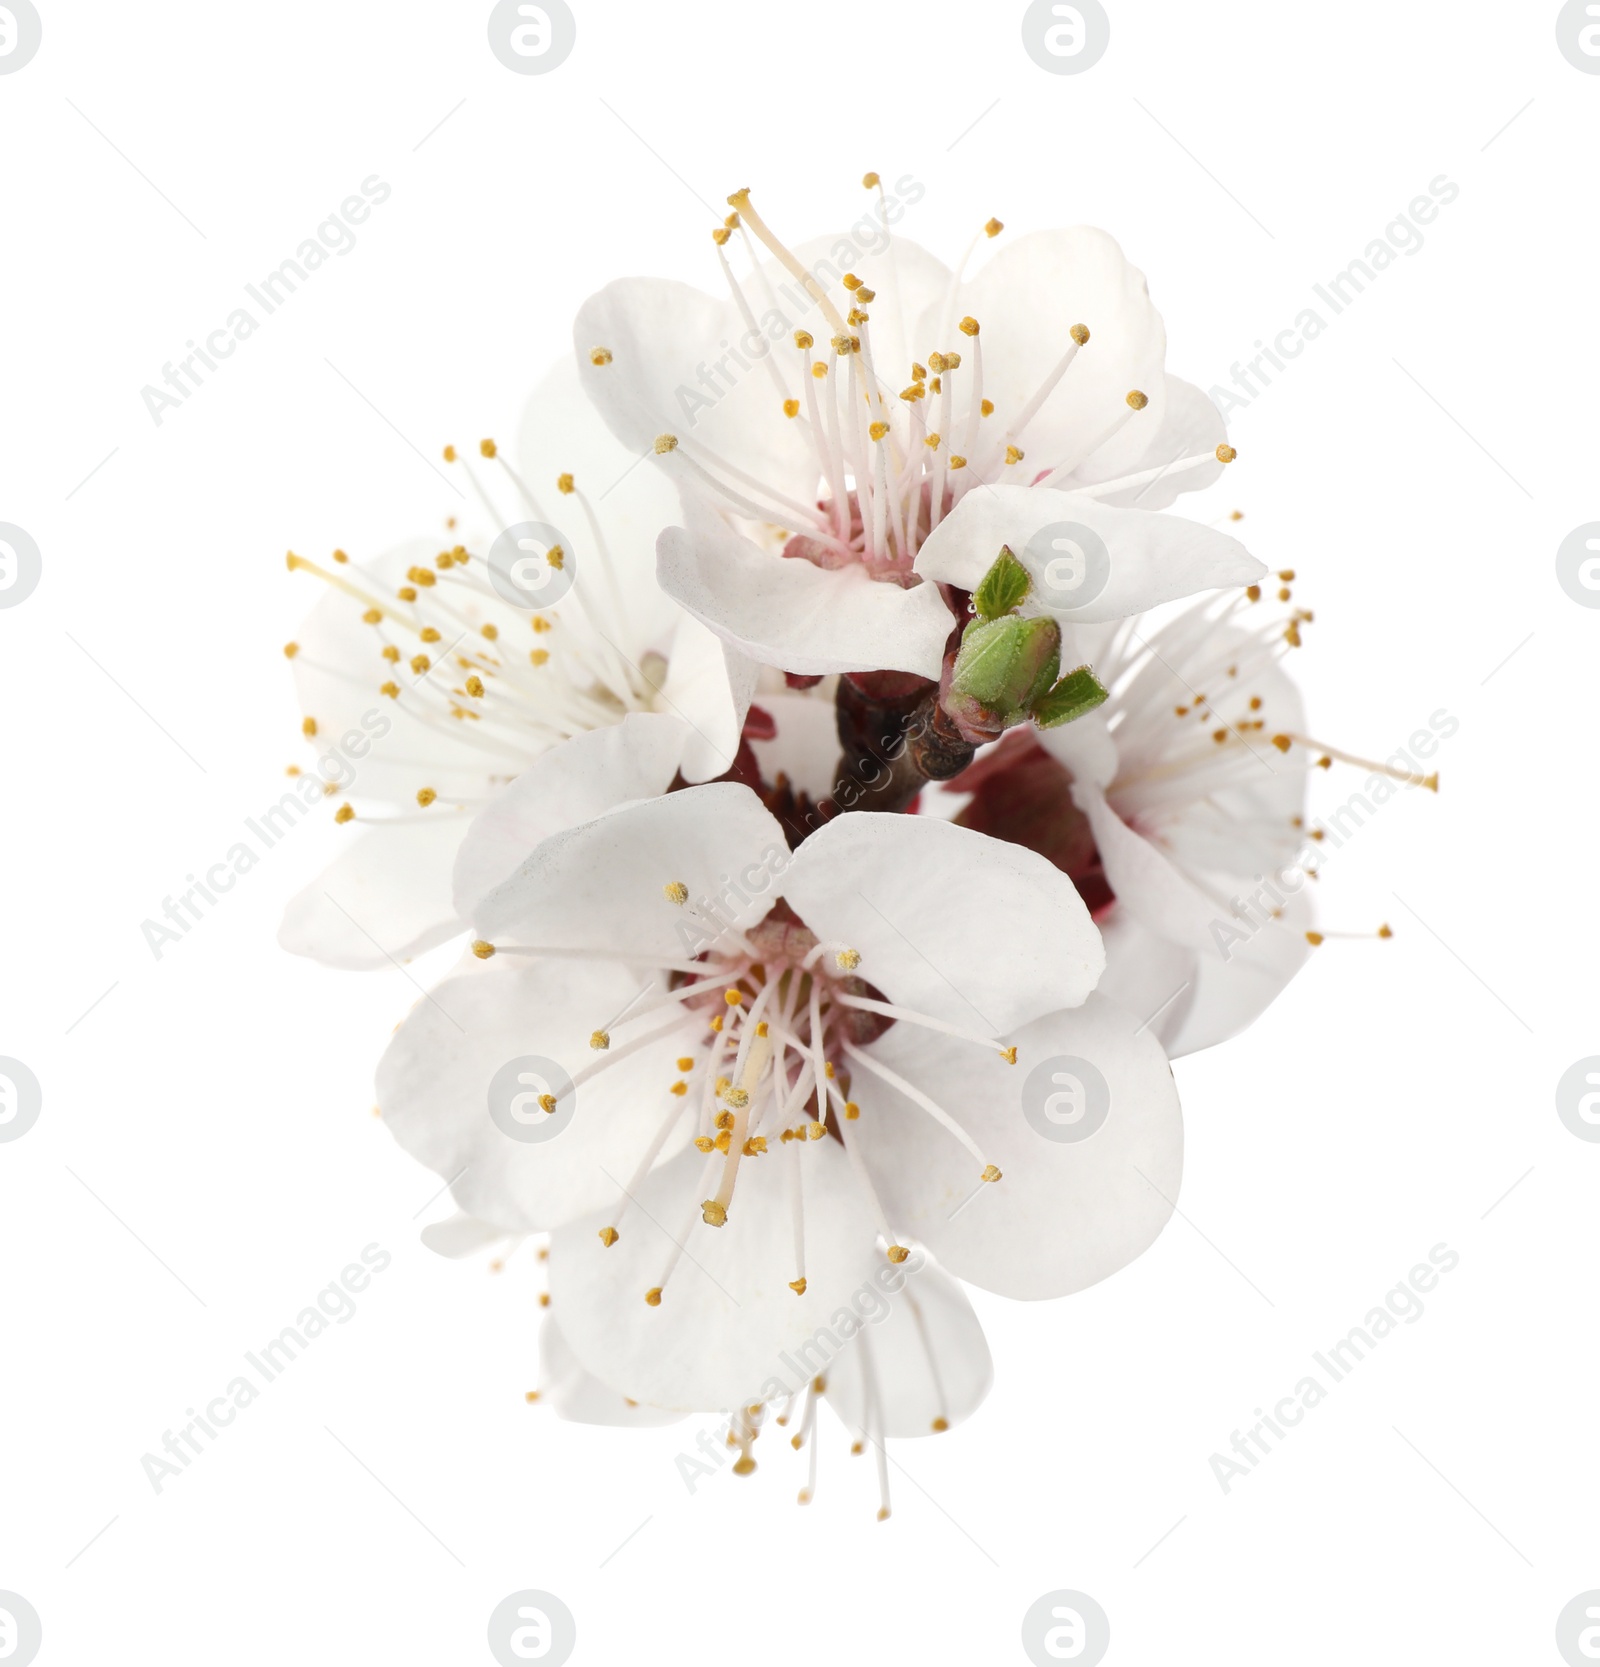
[971,545,1032,620]
[1032,665,1110,729]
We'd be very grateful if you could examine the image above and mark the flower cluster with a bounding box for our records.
[280,182,1414,1513]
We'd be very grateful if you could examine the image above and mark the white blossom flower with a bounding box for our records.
[937,579,1425,1054]
[374,722,1182,1427]
[278,356,753,968]
[573,184,1262,677]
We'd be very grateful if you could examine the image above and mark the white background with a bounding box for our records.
[2,1,1595,1662]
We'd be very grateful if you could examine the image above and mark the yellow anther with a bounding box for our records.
[670,1081,688,1097]
[742,1136,767,1156]
[531,614,553,633]
[471,940,496,959]
[442,444,457,462]
[301,716,318,738]
[999,1045,1018,1064]
[397,586,417,601]
[844,1101,860,1121]
[755,1021,768,1037]
[981,397,995,416]
[1069,324,1091,346]
[843,273,862,291]
[790,1277,808,1295]
[654,434,678,454]
[794,330,814,350]
[958,315,980,336]
[381,645,400,663]
[410,655,431,675]
[478,439,496,458]
[714,1130,731,1152]
[944,352,962,371]
[924,432,940,450]
[984,217,1003,237]
[812,361,828,379]
[712,226,731,246]
[481,622,499,640]
[862,171,880,188]
[419,626,441,643]
[949,455,967,470]
[981,1164,1002,1183]
[783,398,800,418]
[702,1200,728,1228]
[598,1226,619,1247]
[465,675,484,698]
[847,307,869,327]
[709,1014,722,1032]
[334,803,354,824]
[556,472,575,494]
[856,286,875,302]
[1247,584,1263,602]
[724,1087,750,1110]
[361,607,382,625]
[932,1417,950,1432]
[886,1245,911,1264]
[1216,443,1238,463]
[416,787,437,807]
[538,1093,556,1114]
[807,1121,825,1141]
[835,948,861,970]
[824,1062,835,1079]
[1271,734,1293,753]
[590,1030,610,1051]
[644,1287,662,1306]
[725,988,744,1006]
[545,545,564,571]
[731,1457,756,1476]
[283,641,300,659]
[1305,931,1324,946]
[524,1390,539,1402]
[1379,923,1394,938]
[694,1136,714,1152]
[900,384,925,402]
[530,649,550,667]
[379,680,399,698]
[1126,389,1149,410]
[868,420,890,441]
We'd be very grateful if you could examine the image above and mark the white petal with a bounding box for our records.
[518,349,686,659]
[1091,908,1201,1047]
[849,994,1182,1300]
[748,689,842,802]
[1164,886,1313,1057]
[782,813,1104,1034]
[914,485,1265,624]
[288,541,511,805]
[1072,781,1224,953]
[821,1259,992,1438]
[375,952,694,1233]
[279,818,467,969]
[925,227,1166,479]
[1058,376,1229,510]
[547,1138,885,1411]
[658,612,756,784]
[574,277,816,505]
[537,1314,686,1428]
[473,783,789,956]
[1035,706,1118,791]
[451,713,691,919]
[658,491,954,677]
[418,1212,506,1259]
